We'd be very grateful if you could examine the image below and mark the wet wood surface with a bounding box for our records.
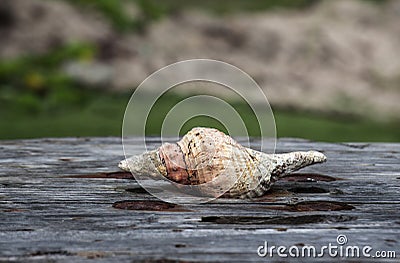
[0,137,399,262]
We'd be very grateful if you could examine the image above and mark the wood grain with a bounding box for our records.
[0,137,399,262]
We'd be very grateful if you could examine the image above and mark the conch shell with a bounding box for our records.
[119,127,326,198]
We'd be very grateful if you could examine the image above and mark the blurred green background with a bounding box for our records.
[1,0,399,141]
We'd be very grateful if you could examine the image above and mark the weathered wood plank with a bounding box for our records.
[0,137,399,262]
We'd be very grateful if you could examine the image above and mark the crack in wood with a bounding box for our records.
[340,143,370,149]
[261,201,354,212]
[63,171,133,179]
[201,214,357,225]
[281,173,339,182]
[288,186,329,194]
[112,200,193,212]
[125,187,162,194]
[29,250,72,257]
[286,201,355,211]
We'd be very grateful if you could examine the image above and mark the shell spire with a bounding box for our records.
[265,150,326,178]
[119,127,327,198]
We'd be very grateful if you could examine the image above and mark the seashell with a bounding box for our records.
[119,127,327,198]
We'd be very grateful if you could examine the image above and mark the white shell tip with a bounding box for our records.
[309,151,327,163]
[118,159,129,171]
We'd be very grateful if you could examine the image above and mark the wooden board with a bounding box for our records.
[0,137,399,262]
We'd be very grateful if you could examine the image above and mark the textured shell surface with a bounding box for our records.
[119,127,327,198]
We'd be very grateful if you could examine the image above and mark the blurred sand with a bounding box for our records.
[1,0,399,121]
